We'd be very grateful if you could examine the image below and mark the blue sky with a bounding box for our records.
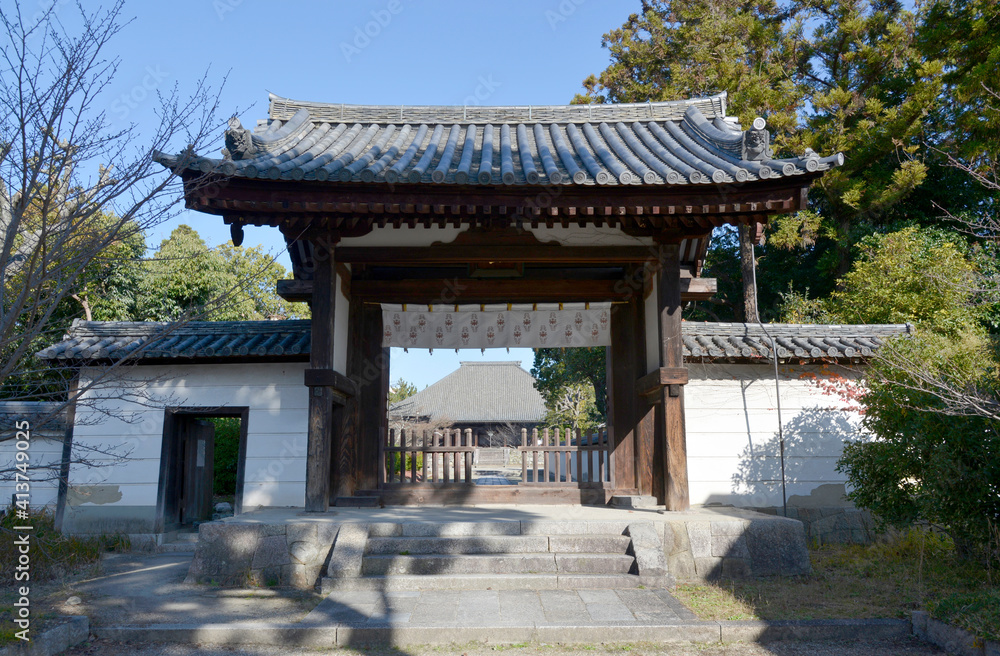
[71,0,638,387]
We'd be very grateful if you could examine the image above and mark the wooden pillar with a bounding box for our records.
[305,239,337,512]
[607,275,644,493]
[344,299,388,492]
[657,243,690,510]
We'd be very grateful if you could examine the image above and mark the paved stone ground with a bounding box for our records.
[63,553,321,626]
[53,550,947,656]
[302,587,695,626]
[67,636,946,655]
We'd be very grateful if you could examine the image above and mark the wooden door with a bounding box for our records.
[180,419,215,524]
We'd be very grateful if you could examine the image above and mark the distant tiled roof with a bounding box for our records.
[36,320,910,364]
[389,362,547,424]
[35,320,310,362]
[0,402,67,434]
[153,92,843,187]
[683,322,912,361]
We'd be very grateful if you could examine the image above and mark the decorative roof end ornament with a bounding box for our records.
[742,117,771,162]
[222,117,259,161]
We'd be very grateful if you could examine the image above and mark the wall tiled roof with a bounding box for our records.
[682,322,912,360]
[36,320,910,364]
[35,320,310,362]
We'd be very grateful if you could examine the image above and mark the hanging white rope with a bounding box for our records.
[381,303,613,349]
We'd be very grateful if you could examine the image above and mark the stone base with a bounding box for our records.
[661,510,811,581]
[610,495,659,509]
[750,506,878,545]
[182,506,812,590]
[186,521,340,588]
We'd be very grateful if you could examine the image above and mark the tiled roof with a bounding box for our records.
[683,322,912,360]
[36,320,910,364]
[154,92,843,187]
[35,320,310,362]
[0,402,67,434]
[389,362,547,423]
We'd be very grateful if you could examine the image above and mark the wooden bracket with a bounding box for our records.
[304,368,360,406]
[637,367,689,400]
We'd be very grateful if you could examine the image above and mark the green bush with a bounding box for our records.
[838,332,1000,563]
[211,417,241,497]
[388,452,423,479]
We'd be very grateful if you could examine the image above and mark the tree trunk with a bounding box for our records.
[738,224,759,323]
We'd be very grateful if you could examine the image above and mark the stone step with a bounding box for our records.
[385,522,524,537]
[365,535,549,555]
[360,553,634,576]
[335,496,380,508]
[319,573,669,594]
[556,553,635,574]
[364,534,631,555]
[548,535,632,553]
[157,542,197,553]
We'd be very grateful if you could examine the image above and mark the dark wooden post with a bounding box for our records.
[657,242,690,510]
[345,299,388,492]
[607,278,644,493]
[305,236,338,512]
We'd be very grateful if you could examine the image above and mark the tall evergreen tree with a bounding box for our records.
[576,0,944,317]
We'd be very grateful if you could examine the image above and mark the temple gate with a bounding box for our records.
[157,92,842,511]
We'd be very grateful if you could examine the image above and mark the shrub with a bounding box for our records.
[211,416,241,497]
[838,332,1000,563]
[0,505,129,581]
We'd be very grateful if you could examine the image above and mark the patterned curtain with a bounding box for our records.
[381,303,613,349]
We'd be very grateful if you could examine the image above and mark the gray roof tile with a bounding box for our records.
[36,320,910,364]
[35,320,311,362]
[154,92,843,187]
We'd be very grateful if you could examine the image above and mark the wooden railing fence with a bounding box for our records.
[378,426,613,488]
[517,428,613,487]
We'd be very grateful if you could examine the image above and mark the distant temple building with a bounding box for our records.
[388,361,546,446]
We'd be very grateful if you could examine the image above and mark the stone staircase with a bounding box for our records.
[320,521,671,594]
[157,529,199,553]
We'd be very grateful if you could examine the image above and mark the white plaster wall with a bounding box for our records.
[0,433,63,507]
[68,362,309,514]
[340,226,467,248]
[527,226,656,248]
[686,362,866,509]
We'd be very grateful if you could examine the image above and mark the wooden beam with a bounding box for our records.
[334,244,658,265]
[657,243,690,511]
[185,173,815,220]
[277,277,717,303]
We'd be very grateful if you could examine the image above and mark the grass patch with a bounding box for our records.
[0,505,129,581]
[0,504,129,646]
[673,527,997,635]
[934,589,1000,642]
